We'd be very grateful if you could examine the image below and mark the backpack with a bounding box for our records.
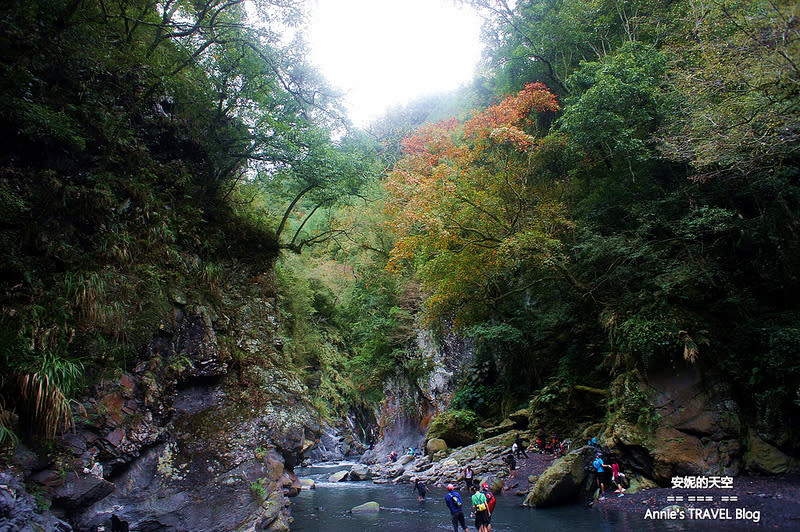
[484,491,496,512]
[451,492,462,507]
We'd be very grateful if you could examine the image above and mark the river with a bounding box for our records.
[289,462,710,531]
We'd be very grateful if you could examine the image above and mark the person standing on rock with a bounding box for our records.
[470,484,490,532]
[462,465,474,489]
[445,483,469,532]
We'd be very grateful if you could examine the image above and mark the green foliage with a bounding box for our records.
[559,41,672,169]
[610,377,660,432]
[250,478,268,501]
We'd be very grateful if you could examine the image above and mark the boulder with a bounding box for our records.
[744,430,798,474]
[298,478,316,490]
[350,501,380,513]
[328,470,349,483]
[626,475,658,494]
[426,438,447,455]
[427,410,478,448]
[52,473,115,510]
[399,453,416,465]
[524,446,596,507]
[349,464,373,481]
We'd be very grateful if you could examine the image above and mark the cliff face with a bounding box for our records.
[6,267,322,531]
[361,324,474,464]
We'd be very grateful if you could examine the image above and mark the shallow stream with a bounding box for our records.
[289,462,706,531]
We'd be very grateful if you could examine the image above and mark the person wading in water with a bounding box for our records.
[445,484,469,532]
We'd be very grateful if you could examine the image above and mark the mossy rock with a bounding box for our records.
[744,430,798,474]
[524,446,596,507]
[626,475,658,494]
[426,438,448,455]
[427,410,479,448]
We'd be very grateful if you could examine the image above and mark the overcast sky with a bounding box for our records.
[307,0,483,127]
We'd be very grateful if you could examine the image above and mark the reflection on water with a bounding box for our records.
[289,463,703,531]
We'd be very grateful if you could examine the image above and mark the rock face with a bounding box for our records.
[0,470,72,532]
[15,270,324,532]
[606,367,744,484]
[524,446,596,507]
[744,430,799,474]
[361,325,473,465]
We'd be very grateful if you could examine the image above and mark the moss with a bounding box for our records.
[427,410,479,447]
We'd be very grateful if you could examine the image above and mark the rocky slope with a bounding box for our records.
[2,267,330,531]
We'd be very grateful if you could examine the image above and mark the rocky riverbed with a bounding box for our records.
[316,431,800,530]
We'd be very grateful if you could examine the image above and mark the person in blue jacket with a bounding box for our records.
[444,483,469,532]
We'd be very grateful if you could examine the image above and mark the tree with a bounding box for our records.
[385,83,570,323]
[660,0,800,177]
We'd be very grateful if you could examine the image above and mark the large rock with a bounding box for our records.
[744,430,798,474]
[524,446,596,507]
[328,470,349,482]
[51,473,115,510]
[426,438,447,455]
[427,410,479,448]
[350,501,380,513]
[606,368,744,483]
[349,464,373,481]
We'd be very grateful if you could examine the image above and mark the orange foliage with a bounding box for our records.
[383,83,570,323]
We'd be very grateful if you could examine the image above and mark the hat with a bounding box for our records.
[596,452,603,457]
[481,483,489,490]
[447,484,455,490]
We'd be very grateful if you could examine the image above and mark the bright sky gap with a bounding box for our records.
[308,0,484,127]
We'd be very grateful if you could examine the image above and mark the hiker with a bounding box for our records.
[445,483,469,532]
[514,435,528,458]
[503,453,516,474]
[592,452,612,500]
[480,483,496,532]
[388,450,398,462]
[462,465,475,489]
[470,484,490,532]
[413,478,427,501]
[610,456,626,496]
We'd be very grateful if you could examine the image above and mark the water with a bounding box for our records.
[289,463,705,531]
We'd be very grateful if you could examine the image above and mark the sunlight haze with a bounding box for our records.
[309,0,483,127]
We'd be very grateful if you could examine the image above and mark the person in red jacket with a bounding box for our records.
[480,483,496,532]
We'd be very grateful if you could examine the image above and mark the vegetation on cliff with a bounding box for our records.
[0,0,376,445]
[1,0,798,476]
[381,0,800,456]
